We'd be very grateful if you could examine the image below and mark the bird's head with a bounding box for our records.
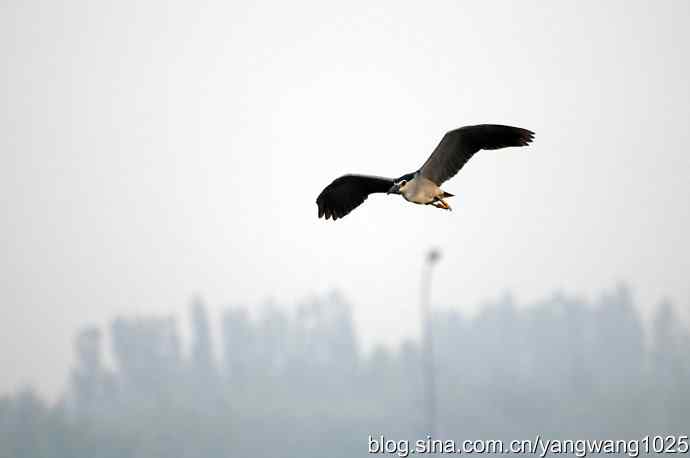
[387,179,407,195]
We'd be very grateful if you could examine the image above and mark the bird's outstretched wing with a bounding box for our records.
[316,174,394,220]
[419,124,534,185]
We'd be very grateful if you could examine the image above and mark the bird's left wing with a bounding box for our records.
[419,124,534,185]
[316,174,394,220]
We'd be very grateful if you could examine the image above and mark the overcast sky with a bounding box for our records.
[2,0,689,398]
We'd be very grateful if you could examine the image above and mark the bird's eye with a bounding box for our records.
[400,180,406,186]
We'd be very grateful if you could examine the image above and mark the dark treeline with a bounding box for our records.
[1,286,689,457]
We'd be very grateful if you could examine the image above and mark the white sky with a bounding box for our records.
[1,0,689,398]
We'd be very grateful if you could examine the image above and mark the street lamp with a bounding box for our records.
[421,248,441,437]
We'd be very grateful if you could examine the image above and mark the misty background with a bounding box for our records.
[1,0,689,455]
[2,287,690,457]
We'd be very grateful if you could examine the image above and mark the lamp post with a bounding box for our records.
[421,248,440,437]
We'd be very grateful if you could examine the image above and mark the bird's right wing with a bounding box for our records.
[316,174,394,220]
[419,124,535,185]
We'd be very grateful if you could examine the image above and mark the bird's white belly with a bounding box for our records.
[402,176,441,204]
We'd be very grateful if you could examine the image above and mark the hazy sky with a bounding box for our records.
[2,0,689,398]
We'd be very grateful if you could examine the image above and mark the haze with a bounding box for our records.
[1,0,689,398]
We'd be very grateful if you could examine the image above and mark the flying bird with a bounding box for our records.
[316,124,535,220]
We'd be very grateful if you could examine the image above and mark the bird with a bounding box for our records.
[316,124,535,220]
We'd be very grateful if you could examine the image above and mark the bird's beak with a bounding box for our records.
[387,183,399,195]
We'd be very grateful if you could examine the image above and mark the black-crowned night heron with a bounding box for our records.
[316,124,535,220]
